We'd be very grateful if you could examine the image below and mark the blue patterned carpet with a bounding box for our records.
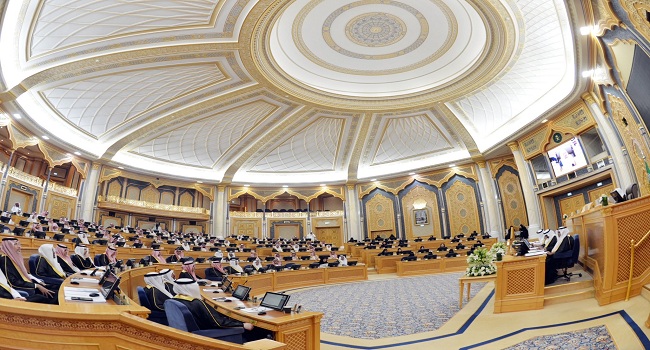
[503,325,616,350]
[288,272,486,339]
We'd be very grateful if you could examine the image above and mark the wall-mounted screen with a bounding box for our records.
[546,137,589,177]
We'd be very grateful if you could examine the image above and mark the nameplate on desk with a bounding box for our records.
[524,250,546,257]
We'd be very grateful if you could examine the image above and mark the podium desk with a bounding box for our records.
[494,254,546,313]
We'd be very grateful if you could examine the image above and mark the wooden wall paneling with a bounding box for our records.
[400,185,441,239]
[496,167,528,228]
[364,191,396,238]
[444,179,481,235]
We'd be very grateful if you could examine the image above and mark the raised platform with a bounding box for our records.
[544,268,594,306]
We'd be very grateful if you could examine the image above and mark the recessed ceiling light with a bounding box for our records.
[12,114,21,119]
[409,172,415,175]
[27,152,29,155]
[320,184,326,187]
[118,166,124,169]
[449,164,456,167]
[581,70,593,78]
[371,179,377,182]
[74,151,81,155]
[541,119,548,123]
[42,135,49,140]
[567,192,572,196]
[579,26,592,35]
[53,172,57,176]
[197,180,203,183]
[244,184,250,187]
[282,185,288,188]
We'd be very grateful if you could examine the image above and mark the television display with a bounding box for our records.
[546,138,589,177]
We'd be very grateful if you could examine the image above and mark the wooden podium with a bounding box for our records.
[494,254,546,313]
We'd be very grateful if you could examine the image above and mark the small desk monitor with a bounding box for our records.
[100,271,121,300]
[231,285,251,301]
[260,292,291,311]
[33,231,46,239]
[0,216,9,223]
[53,233,65,241]
[221,277,233,293]
[18,220,29,227]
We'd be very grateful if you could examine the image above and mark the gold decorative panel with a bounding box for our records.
[616,209,650,283]
[47,195,74,220]
[180,192,193,207]
[126,186,139,200]
[506,268,536,294]
[588,184,615,203]
[497,168,528,228]
[228,186,345,202]
[141,185,158,204]
[609,94,650,196]
[445,181,480,235]
[107,179,122,197]
[283,328,308,350]
[358,166,478,198]
[365,193,395,236]
[315,227,342,247]
[231,218,262,238]
[401,186,441,239]
[620,1,650,44]
[160,191,174,205]
[559,195,586,218]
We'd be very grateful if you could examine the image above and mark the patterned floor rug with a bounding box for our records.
[288,272,486,339]
[503,325,616,350]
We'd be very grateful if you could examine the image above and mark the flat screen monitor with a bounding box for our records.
[546,137,589,177]
[33,231,46,239]
[231,285,251,301]
[221,277,233,293]
[100,272,121,299]
[53,234,65,241]
[260,292,290,311]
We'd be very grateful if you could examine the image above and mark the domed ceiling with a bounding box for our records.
[0,0,581,185]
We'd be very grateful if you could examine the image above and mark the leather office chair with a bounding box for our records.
[554,234,582,281]
[136,286,168,325]
[163,299,244,344]
[28,254,64,286]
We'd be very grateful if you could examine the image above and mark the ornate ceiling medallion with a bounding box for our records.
[249,0,518,110]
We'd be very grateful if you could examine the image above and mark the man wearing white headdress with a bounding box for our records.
[144,271,175,311]
[55,243,80,274]
[338,254,348,267]
[76,231,90,245]
[71,244,95,270]
[544,227,572,284]
[36,244,68,283]
[0,238,57,301]
[252,258,266,273]
[228,259,244,274]
[172,278,254,331]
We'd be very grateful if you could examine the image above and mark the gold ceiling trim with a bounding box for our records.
[98,166,214,198]
[37,143,73,167]
[488,157,518,178]
[247,0,518,111]
[7,123,38,150]
[619,1,650,44]
[228,186,345,202]
[357,165,478,198]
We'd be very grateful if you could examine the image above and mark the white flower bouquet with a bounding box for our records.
[465,247,497,277]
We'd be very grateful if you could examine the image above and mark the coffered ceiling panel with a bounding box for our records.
[250,117,344,172]
[372,114,454,165]
[29,0,221,58]
[130,99,278,167]
[41,63,226,137]
[0,0,585,184]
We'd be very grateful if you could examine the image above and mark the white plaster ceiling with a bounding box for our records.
[0,0,580,184]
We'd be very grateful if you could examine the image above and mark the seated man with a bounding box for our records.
[227,259,245,275]
[55,244,80,274]
[96,245,119,267]
[179,258,200,281]
[445,249,458,258]
[172,279,269,341]
[251,258,267,273]
[423,251,437,260]
[166,247,185,263]
[0,267,52,304]
[204,257,228,281]
[427,235,436,241]
[10,202,22,215]
[455,242,466,250]
[36,244,70,283]
[150,247,166,264]
[0,238,58,303]
[338,255,348,267]
[545,227,572,285]
[436,243,448,252]
[143,271,175,311]
[71,244,95,270]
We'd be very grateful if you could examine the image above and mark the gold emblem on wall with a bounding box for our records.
[365,193,395,237]
[559,195,585,219]
[445,181,480,235]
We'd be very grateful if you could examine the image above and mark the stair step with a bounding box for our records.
[641,284,650,301]
[544,288,594,306]
[544,280,593,295]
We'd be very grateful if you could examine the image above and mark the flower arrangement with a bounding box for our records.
[489,242,507,257]
[465,247,497,277]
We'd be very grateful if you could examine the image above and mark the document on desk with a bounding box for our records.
[63,286,106,303]
[240,306,272,313]
[525,250,546,257]
[71,277,100,284]
[203,288,223,293]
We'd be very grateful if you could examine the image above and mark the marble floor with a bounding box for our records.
[313,270,650,350]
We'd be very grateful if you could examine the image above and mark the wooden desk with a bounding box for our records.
[395,256,469,276]
[494,254,546,313]
[207,297,321,350]
[60,272,151,319]
[458,274,497,307]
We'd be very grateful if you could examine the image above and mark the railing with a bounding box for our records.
[626,229,650,300]
[265,211,308,218]
[8,167,44,187]
[229,210,344,218]
[48,182,78,197]
[229,211,263,218]
[98,195,208,214]
[313,210,343,217]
